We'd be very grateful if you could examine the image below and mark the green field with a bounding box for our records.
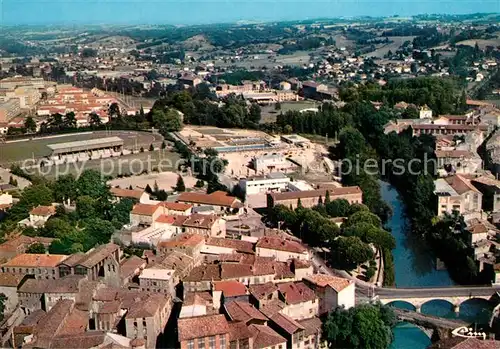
[1,130,163,165]
[22,150,181,179]
[261,100,319,123]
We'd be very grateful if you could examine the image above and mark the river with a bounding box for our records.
[379,181,494,349]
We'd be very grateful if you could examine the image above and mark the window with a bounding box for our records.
[198,337,205,349]
[240,338,249,349]
[229,340,237,349]
[209,336,215,349]
[187,340,194,349]
[220,335,226,349]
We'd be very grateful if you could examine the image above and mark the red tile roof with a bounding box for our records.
[248,324,286,349]
[206,237,255,254]
[428,338,500,349]
[131,203,158,216]
[177,191,240,208]
[158,233,205,249]
[110,187,145,200]
[3,253,67,268]
[225,301,268,323]
[277,282,316,304]
[303,274,353,292]
[256,236,306,254]
[178,314,230,341]
[269,186,362,201]
[29,205,56,216]
[269,312,305,334]
[155,215,177,224]
[160,202,192,211]
[214,280,247,297]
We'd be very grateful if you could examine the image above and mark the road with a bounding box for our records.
[309,249,500,301]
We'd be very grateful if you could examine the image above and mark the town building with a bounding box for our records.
[240,173,291,195]
[18,205,56,228]
[57,243,122,286]
[177,191,243,216]
[267,187,362,209]
[110,187,149,204]
[303,274,355,314]
[434,175,482,217]
[0,235,54,261]
[178,314,231,349]
[2,253,68,279]
[252,154,289,173]
[256,237,309,262]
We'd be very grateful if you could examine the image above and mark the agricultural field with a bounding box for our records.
[362,36,416,58]
[0,130,163,165]
[261,100,319,123]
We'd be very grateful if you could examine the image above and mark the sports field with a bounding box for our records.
[0,130,163,166]
[21,149,181,179]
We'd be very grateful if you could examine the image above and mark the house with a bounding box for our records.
[202,237,255,258]
[276,282,319,320]
[225,301,268,326]
[139,268,176,296]
[297,317,325,349]
[256,237,309,262]
[213,280,249,305]
[177,191,243,215]
[124,293,172,348]
[119,255,146,286]
[228,321,255,349]
[303,274,355,314]
[19,205,56,228]
[265,312,306,349]
[57,243,121,286]
[110,187,149,203]
[153,251,196,291]
[182,214,227,238]
[434,175,482,217]
[2,253,68,279]
[180,291,218,319]
[419,105,433,119]
[267,187,363,209]
[157,233,205,262]
[178,314,231,349]
[178,75,202,88]
[248,324,287,349]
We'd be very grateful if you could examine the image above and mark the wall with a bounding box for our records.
[337,283,355,309]
[281,300,319,320]
[0,285,19,313]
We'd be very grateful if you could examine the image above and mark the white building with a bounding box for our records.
[253,154,289,173]
[303,274,355,314]
[256,237,309,262]
[419,105,433,119]
[240,172,290,195]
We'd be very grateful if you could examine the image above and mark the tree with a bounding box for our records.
[108,103,121,120]
[76,170,109,199]
[175,175,186,192]
[195,179,205,188]
[330,236,373,270]
[76,196,97,219]
[297,198,303,209]
[145,184,153,194]
[24,116,36,133]
[26,242,46,254]
[325,190,331,205]
[53,174,77,204]
[323,304,395,349]
[63,112,77,129]
[275,102,282,111]
[344,211,382,229]
[8,176,17,187]
[161,141,166,149]
[89,112,102,127]
[149,143,155,151]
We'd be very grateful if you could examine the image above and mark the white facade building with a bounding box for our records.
[240,172,290,195]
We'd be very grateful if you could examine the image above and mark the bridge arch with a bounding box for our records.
[458,297,495,323]
[420,299,457,317]
[386,300,417,311]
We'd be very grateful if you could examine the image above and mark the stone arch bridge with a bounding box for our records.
[376,285,500,313]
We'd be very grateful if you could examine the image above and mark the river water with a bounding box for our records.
[379,182,494,349]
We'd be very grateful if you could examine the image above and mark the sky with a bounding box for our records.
[1,0,499,25]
